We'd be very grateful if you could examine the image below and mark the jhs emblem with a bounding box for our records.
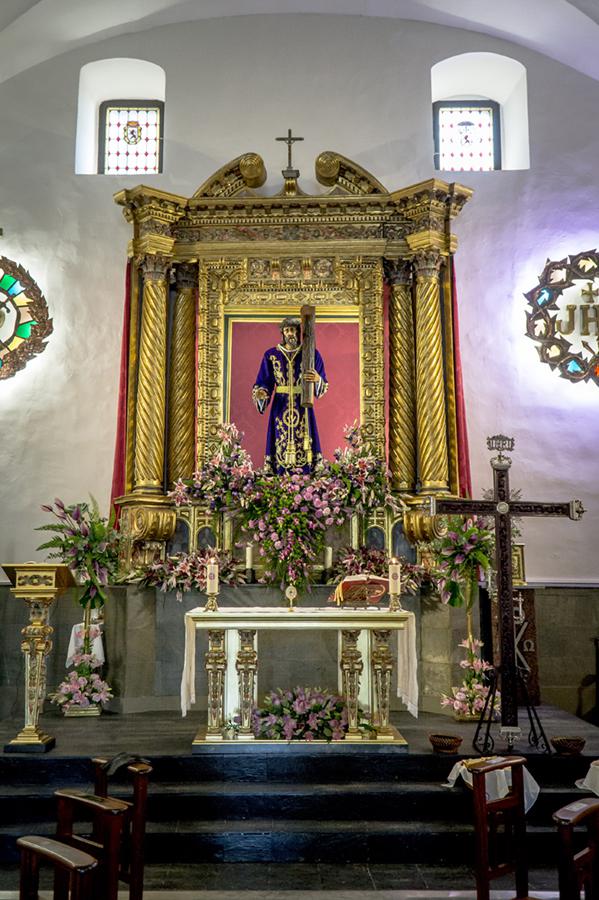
[124,121,142,145]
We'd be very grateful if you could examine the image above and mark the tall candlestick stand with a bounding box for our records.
[2,563,75,752]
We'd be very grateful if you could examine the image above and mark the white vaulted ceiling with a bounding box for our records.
[2,0,599,85]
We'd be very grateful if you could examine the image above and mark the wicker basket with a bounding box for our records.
[550,736,586,755]
[429,732,463,754]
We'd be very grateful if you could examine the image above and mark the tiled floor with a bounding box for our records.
[0,863,560,896]
[0,891,561,899]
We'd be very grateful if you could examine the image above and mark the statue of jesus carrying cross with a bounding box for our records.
[251,309,328,474]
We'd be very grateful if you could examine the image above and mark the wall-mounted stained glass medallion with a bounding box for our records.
[0,256,52,380]
[525,250,599,385]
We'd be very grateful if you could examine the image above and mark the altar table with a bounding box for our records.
[181,606,416,744]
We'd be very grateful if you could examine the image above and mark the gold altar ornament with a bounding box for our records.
[114,146,472,570]
[2,563,75,752]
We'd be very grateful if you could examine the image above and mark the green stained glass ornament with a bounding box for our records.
[0,257,51,380]
[16,320,37,339]
[0,273,16,293]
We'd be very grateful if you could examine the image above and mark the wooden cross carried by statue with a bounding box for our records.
[431,435,584,749]
[301,304,316,408]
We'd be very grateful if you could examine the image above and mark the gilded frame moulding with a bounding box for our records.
[196,255,384,466]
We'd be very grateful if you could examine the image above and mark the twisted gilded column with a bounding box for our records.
[168,263,198,485]
[133,254,170,493]
[413,250,449,492]
[387,260,416,492]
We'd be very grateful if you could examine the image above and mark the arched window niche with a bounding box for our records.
[431,52,529,172]
[75,58,166,175]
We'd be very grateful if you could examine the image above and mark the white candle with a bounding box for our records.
[324,545,333,570]
[245,544,253,569]
[206,560,219,595]
[389,558,401,595]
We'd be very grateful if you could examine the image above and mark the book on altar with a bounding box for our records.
[329,574,389,607]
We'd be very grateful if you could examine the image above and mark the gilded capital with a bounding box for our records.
[141,254,172,282]
[413,250,443,280]
[384,259,412,286]
[175,262,198,292]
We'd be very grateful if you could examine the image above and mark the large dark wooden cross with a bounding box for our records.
[431,435,584,744]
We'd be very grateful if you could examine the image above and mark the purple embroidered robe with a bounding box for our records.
[252,343,328,473]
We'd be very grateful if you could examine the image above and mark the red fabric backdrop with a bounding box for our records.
[451,260,472,498]
[110,262,131,519]
[227,320,361,467]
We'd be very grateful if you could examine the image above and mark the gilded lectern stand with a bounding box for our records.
[2,563,75,753]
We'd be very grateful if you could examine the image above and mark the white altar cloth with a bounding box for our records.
[66,623,105,667]
[444,756,540,812]
[181,605,417,718]
[576,760,599,794]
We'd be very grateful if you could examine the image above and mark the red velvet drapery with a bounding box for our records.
[450,259,472,498]
[109,261,132,520]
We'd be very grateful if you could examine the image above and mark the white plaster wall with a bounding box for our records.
[0,14,597,583]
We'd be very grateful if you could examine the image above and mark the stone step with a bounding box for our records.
[0,818,559,865]
[0,779,584,825]
[0,749,592,786]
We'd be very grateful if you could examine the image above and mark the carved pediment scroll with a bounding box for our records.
[315,151,387,196]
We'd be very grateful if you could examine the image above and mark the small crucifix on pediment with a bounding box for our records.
[275,129,306,196]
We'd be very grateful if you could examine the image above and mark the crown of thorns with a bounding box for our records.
[280,316,301,333]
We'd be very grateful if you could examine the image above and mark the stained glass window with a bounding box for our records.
[433,100,501,172]
[98,100,164,175]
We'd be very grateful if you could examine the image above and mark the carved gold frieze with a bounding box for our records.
[248,257,335,281]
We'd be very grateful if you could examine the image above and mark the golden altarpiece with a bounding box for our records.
[114,150,472,569]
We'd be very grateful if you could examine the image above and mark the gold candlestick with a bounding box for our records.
[204,560,219,611]
[285,584,297,612]
[2,563,75,752]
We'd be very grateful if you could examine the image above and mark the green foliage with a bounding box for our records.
[432,516,494,608]
[36,498,120,608]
